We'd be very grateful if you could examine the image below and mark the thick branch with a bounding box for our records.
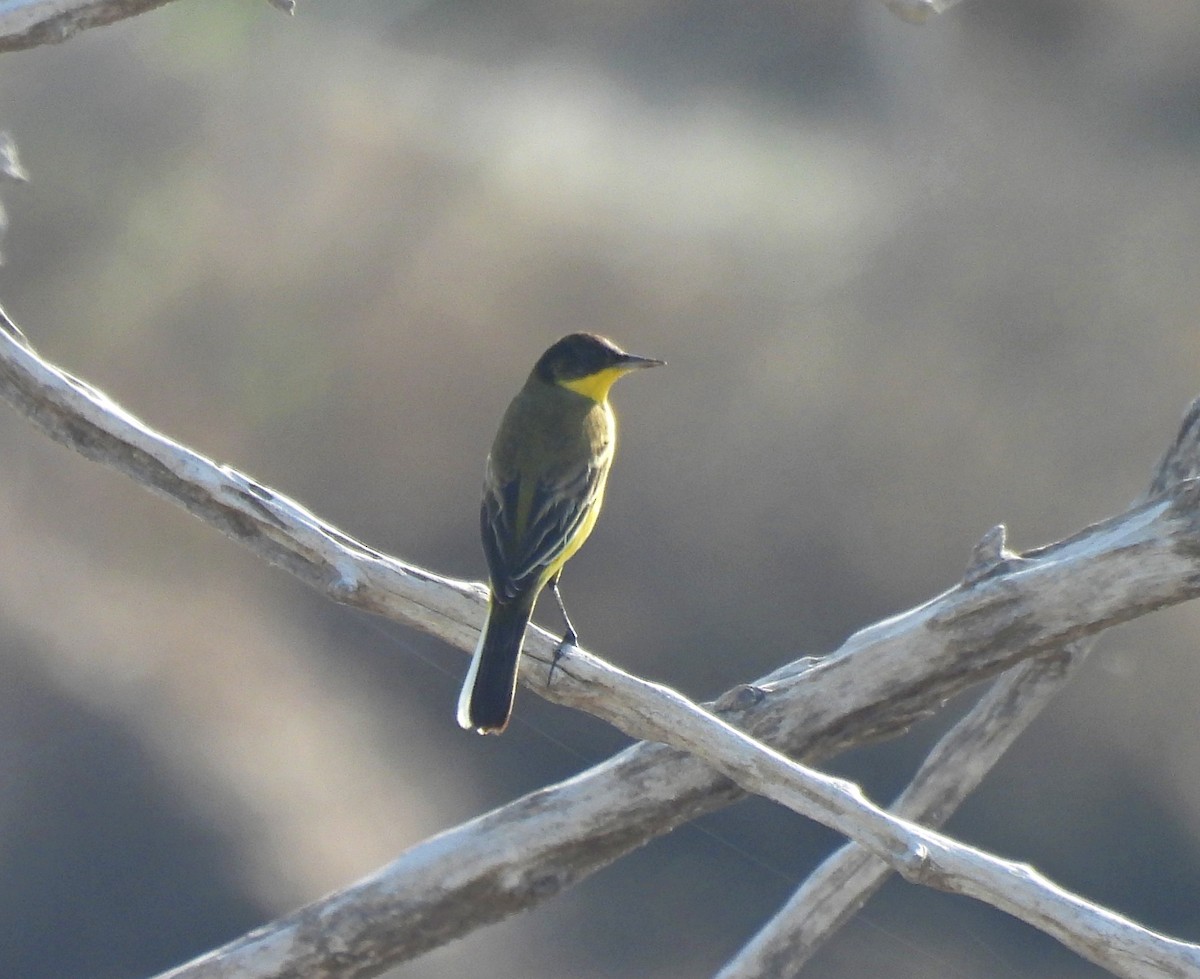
[717,647,1088,979]
[716,416,1200,978]
[582,667,1200,979]
[5,307,1200,978]
[167,647,1200,979]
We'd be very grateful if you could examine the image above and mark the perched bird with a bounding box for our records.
[457,333,664,734]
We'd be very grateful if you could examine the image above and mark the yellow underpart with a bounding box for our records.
[558,365,635,403]
[539,465,610,586]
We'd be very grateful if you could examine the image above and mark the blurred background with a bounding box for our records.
[2,0,1200,976]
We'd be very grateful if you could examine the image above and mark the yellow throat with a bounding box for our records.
[558,365,635,403]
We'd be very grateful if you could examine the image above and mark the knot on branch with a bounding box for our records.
[327,561,364,601]
[892,841,939,886]
[963,524,1025,585]
[713,683,767,712]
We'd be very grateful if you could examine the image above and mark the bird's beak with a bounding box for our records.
[618,353,666,370]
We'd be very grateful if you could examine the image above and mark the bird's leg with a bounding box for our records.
[550,575,579,646]
[547,573,577,686]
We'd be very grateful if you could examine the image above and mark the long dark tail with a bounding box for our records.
[457,597,534,734]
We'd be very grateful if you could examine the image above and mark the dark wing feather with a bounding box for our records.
[481,455,603,602]
[480,469,519,598]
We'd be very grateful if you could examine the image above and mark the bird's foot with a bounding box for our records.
[547,629,578,686]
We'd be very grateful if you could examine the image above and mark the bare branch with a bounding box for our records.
[159,640,1200,979]
[716,647,1088,979]
[716,410,1200,978]
[581,661,1200,979]
[0,0,292,53]
[0,305,486,649]
[5,306,1200,978]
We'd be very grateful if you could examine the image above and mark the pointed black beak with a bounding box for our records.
[618,353,666,370]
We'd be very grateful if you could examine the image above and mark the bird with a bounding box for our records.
[457,333,664,734]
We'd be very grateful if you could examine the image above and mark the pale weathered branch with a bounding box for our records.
[163,634,1200,979]
[716,411,1200,978]
[0,0,958,55]
[5,306,1200,978]
[716,646,1088,979]
[0,0,292,54]
[566,657,1200,979]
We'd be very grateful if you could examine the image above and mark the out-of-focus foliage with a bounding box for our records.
[2,2,1200,976]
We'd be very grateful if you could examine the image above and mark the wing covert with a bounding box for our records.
[481,455,603,602]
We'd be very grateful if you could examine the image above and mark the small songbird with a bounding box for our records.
[457,333,664,734]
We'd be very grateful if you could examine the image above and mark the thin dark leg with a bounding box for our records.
[550,574,578,646]
[547,573,577,686]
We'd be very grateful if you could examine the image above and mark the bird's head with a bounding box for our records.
[535,333,664,402]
